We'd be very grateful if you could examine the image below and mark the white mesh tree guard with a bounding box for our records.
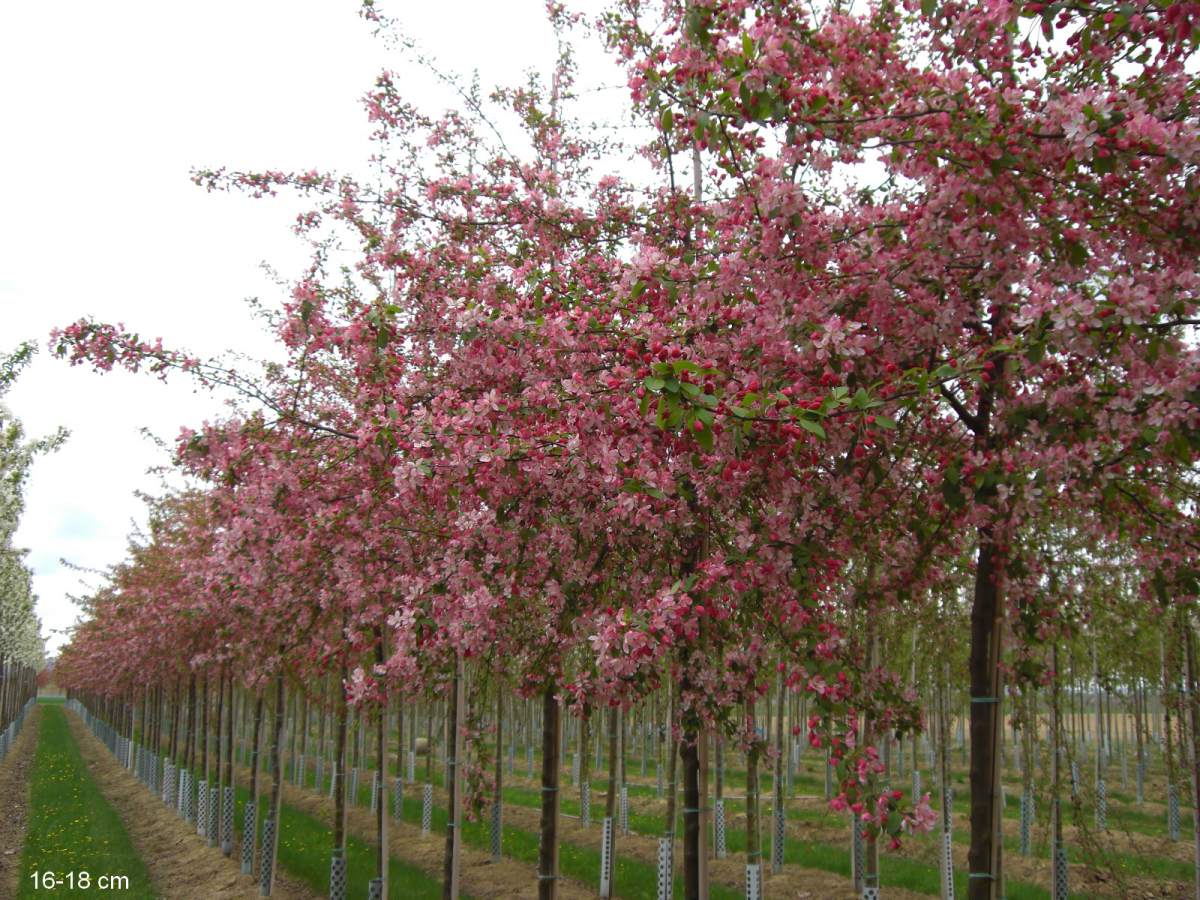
[241,804,256,875]
[1052,840,1068,900]
[599,816,614,897]
[745,861,761,900]
[222,786,234,856]
[197,779,208,836]
[1019,789,1032,855]
[1169,783,1181,841]
[940,828,955,899]
[328,850,347,900]
[714,798,727,858]
[422,783,433,834]
[490,800,502,861]
[259,817,276,895]
[656,837,674,900]
[208,788,219,848]
[771,805,785,873]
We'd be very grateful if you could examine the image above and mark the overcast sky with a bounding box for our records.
[1,0,623,655]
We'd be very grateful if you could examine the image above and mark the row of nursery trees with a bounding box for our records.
[50,1,1200,898]
[61,572,1200,898]
[0,345,54,768]
[0,344,53,672]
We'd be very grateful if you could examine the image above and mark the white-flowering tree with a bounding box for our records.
[0,343,64,668]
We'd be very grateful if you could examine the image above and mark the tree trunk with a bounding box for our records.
[248,690,265,872]
[442,661,463,900]
[184,674,196,776]
[773,665,786,876]
[1182,613,1200,900]
[222,671,235,856]
[681,732,700,900]
[746,699,761,885]
[202,675,211,784]
[494,689,504,861]
[665,684,679,838]
[375,631,389,897]
[333,666,349,853]
[601,705,619,897]
[263,670,286,895]
[967,534,1005,900]
[538,683,561,900]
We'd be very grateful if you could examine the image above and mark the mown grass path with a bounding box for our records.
[17,701,155,899]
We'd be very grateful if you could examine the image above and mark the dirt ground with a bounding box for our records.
[0,706,39,899]
[66,708,319,900]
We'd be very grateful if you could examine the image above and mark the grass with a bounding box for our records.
[17,704,156,899]
[373,763,1104,899]
[231,732,1200,897]
[228,779,458,899]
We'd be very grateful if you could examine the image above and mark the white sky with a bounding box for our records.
[1,0,624,655]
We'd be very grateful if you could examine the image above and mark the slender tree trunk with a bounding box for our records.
[184,674,196,775]
[494,689,504,861]
[334,664,349,853]
[1182,613,1200,900]
[201,675,211,783]
[538,683,561,900]
[601,705,619,897]
[665,684,679,838]
[442,662,462,900]
[223,672,234,801]
[773,664,786,876]
[746,699,761,886]
[375,630,389,897]
[248,690,265,873]
[263,670,286,895]
[425,702,435,783]
[579,704,592,824]
[400,696,410,787]
[169,682,181,763]
[967,533,1005,900]
[1051,644,1064,899]
[681,731,700,900]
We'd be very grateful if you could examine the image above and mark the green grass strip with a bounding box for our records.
[226,781,458,899]
[17,705,156,898]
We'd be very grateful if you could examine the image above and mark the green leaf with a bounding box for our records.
[921,0,937,16]
[661,108,674,132]
[695,423,714,453]
[731,406,753,419]
[874,415,897,430]
[798,418,826,439]
[645,376,665,392]
[1065,239,1089,267]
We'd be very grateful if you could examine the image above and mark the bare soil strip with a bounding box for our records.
[66,708,319,900]
[0,706,39,899]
